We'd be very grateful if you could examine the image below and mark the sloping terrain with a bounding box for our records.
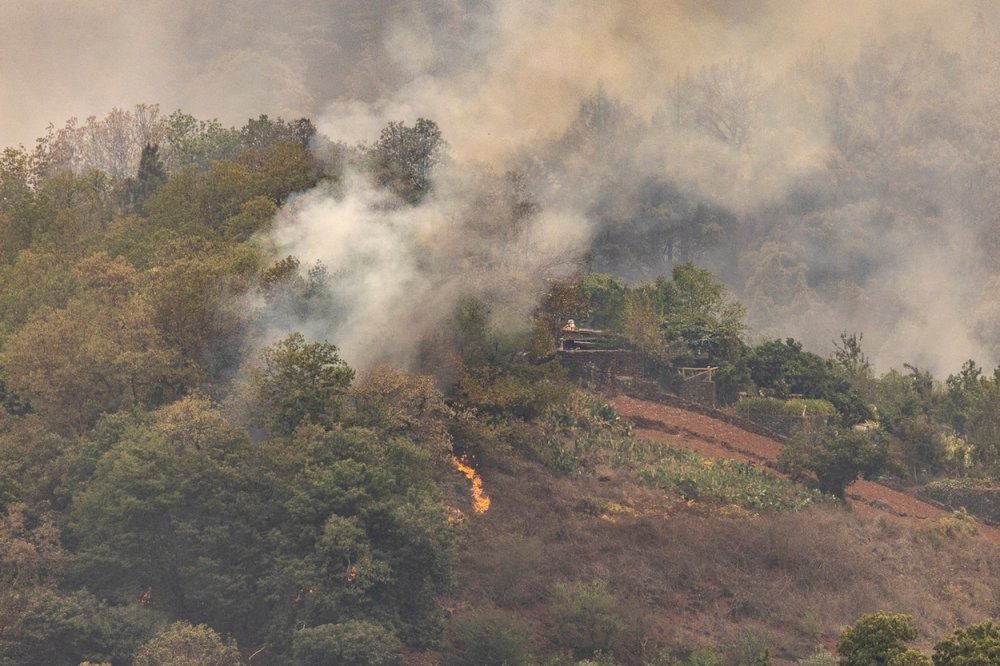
[433,394,1000,666]
[609,394,1000,541]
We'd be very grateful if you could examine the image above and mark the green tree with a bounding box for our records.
[162,111,241,171]
[69,396,281,640]
[964,370,1000,470]
[248,332,354,435]
[873,367,939,434]
[932,620,1000,665]
[367,119,446,204]
[237,139,320,204]
[779,425,890,498]
[893,416,947,478]
[659,263,746,362]
[2,295,189,434]
[238,114,316,151]
[0,589,161,666]
[133,621,241,666]
[259,424,456,650]
[347,365,454,455]
[0,250,77,328]
[124,144,167,213]
[291,620,400,666]
[836,611,919,666]
[889,648,932,665]
[140,242,257,382]
[942,360,988,436]
[750,338,871,425]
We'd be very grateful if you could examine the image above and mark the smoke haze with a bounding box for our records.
[10,1,1000,374]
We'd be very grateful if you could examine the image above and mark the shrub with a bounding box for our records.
[551,580,626,660]
[686,648,725,666]
[621,441,830,512]
[797,650,837,665]
[478,533,548,607]
[291,621,401,666]
[444,607,533,666]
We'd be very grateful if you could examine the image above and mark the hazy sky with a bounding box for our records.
[2,0,990,153]
[7,0,1000,373]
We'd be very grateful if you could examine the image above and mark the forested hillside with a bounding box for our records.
[6,2,1000,664]
[0,102,997,665]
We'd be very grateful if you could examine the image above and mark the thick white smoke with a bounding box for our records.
[263,169,590,369]
[11,0,1000,374]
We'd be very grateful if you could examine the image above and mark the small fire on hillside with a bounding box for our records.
[451,455,491,513]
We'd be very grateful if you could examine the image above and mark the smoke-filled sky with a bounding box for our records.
[2,0,992,154]
[9,0,1000,374]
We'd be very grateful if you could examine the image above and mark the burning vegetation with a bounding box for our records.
[451,455,491,513]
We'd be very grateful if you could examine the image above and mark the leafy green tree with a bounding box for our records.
[347,365,454,455]
[622,287,682,368]
[779,425,890,498]
[750,338,871,425]
[222,194,277,240]
[367,119,446,204]
[833,331,875,400]
[964,371,1000,470]
[260,424,456,650]
[836,612,920,666]
[32,168,116,256]
[145,161,253,234]
[579,273,628,331]
[133,621,241,666]
[645,264,749,400]
[893,416,947,478]
[292,620,400,666]
[889,648,932,665]
[2,295,189,434]
[658,263,747,362]
[0,250,77,328]
[68,397,271,622]
[124,144,167,213]
[942,360,988,436]
[238,114,316,151]
[932,620,1000,665]
[162,111,241,171]
[873,366,939,434]
[236,139,320,204]
[140,242,257,382]
[248,332,354,435]
[0,589,162,666]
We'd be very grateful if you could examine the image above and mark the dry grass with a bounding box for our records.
[445,456,1000,664]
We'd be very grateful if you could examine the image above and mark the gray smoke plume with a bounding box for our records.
[11,1,1000,374]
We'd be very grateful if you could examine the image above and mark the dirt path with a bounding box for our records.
[610,394,1000,542]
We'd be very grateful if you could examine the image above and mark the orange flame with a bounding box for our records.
[451,455,491,513]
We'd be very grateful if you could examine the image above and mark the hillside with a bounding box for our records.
[610,394,1000,539]
[440,394,1000,665]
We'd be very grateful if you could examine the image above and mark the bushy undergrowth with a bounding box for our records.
[539,393,832,512]
[625,444,831,512]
